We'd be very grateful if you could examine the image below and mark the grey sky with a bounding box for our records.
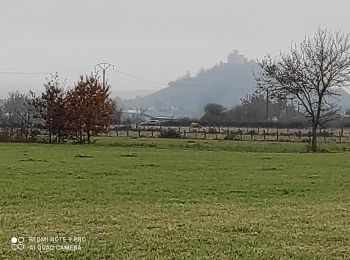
[1,0,350,97]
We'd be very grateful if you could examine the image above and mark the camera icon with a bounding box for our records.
[11,237,25,251]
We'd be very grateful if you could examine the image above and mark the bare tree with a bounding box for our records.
[256,28,350,151]
[3,91,34,140]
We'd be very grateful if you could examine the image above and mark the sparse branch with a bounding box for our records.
[256,28,350,151]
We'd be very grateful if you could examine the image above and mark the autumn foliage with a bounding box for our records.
[66,75,114,143]
[32,74,115,143]
[32,73,66,143]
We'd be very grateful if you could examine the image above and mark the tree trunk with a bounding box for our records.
[58,129,61,143]
[49,129,52,144]
[79,129,83,143]
[311,125,317,152]
[87,130,91,144]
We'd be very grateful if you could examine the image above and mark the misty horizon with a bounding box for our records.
[1,0,350,98]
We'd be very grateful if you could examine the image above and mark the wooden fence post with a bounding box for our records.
[263,130,266,141]
[308,130,311,143]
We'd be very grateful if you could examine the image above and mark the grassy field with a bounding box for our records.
[0,138,349,259]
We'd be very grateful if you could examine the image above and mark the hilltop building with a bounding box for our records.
[227,50,248,64]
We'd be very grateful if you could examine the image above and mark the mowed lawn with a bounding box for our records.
[0,140,349,259]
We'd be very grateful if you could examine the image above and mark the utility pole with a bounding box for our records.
[95,62,115,88]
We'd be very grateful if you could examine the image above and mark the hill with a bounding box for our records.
[338,89,350,111]
[123,51,257,117]
[113,89,156,100]
[123,51,350,117]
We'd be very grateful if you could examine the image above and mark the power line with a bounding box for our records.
[0,67,169,88]
[0,69,92,75]
[113,74,165,88]
[113,73,165,88]
[114,69,166,86]
[0,67,91,71]
[0,71,49,75]
[0,66,93,75]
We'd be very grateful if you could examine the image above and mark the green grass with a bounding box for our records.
[97,136,350,153]
[0,139,349,259]
[99,136,310,152]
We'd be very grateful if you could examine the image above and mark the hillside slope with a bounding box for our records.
[123,51,350,117]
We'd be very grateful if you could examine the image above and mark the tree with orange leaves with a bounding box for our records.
[66,74,115,143]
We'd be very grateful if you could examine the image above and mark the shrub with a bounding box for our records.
[224,131,240,140]
[160,128,181,138]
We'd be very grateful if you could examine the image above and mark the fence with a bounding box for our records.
[1,125,349,143]
[113,126,350,143]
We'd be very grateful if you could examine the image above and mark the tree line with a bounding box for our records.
[199,94,305,127]
[0,73,122,143]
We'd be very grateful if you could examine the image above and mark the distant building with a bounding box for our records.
[227,50,248,64]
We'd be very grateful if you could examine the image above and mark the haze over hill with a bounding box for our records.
[123,51,258,117]
[123,50,350,118]
[114,89,156,100]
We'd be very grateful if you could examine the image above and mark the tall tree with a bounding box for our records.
[200,103,226,125]
[32,73,66,143]
[66,74,114,143]
[256,28,350,151]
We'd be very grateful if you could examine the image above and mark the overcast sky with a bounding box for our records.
[1,0,350,98]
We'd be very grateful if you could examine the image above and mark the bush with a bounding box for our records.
[208,127,219,134]
[160,128,181,138]
[224,131,240,140]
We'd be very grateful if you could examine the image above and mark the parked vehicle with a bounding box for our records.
[140,120,161,126]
